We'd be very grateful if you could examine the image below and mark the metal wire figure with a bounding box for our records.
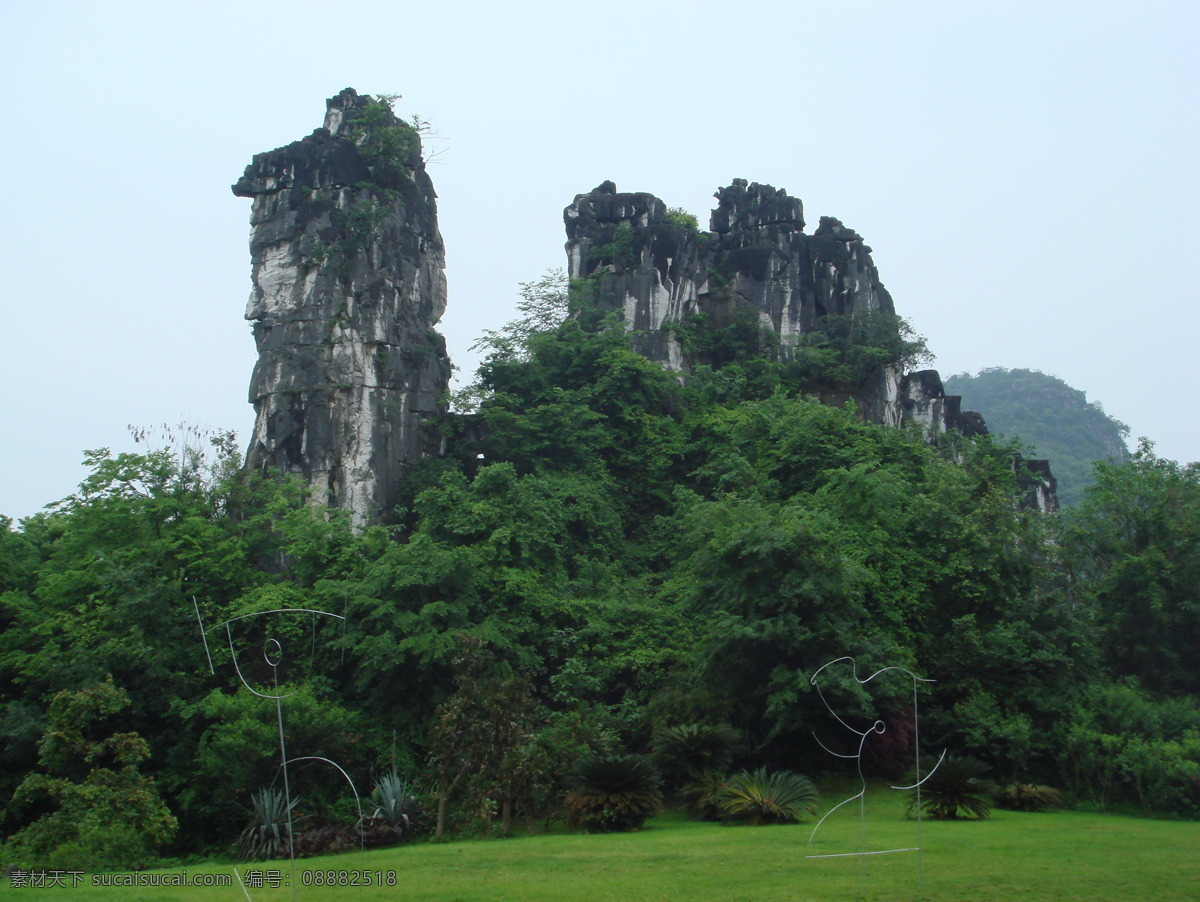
[806,656,945,892]
[194,599,363,901]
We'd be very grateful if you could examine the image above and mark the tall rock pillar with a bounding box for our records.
[233,89,450,526]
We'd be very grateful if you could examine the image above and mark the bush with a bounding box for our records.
[783,311,931,390]
[3,818,160,873]
[678,770,726,821]
[651,723,738,791]
[666,207,699,233]
[906,755,997,820]
[181,684,373,847]
[345,95,419,186]
[713,768,818,825]
[291,823,359,857]
[565,753,662,832]
[1061,685,1200,816]
[0,680,178,871]
[994,783,1064,812]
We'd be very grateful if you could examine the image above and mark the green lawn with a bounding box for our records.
[2,791,1197,901]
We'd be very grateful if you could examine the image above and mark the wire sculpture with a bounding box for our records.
[194,599,363,901]
[806,656,945,890]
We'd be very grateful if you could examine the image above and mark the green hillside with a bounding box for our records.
[944,368,1131,506]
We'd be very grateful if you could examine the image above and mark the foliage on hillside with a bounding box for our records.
[944,367,1131,506]
[1,299,1197,868]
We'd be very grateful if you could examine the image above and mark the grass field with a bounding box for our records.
[2,789,1196,901]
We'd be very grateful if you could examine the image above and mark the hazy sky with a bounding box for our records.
[2,1,1197,521]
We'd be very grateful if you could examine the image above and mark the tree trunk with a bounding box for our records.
[500,796,512,837]
[436,786,448,838]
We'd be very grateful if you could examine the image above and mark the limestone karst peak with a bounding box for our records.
[231,90,1056,523]
[233,89,449,527]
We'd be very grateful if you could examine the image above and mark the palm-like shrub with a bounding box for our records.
[907,755,997,820]
[714,768,819,825]
[995,783,1064,812]
[679,769,726,821]
[652,723,739,787]
[565,753,662,832]
[238,788,300,860]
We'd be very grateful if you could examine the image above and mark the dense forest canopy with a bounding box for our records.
[944,367,1132,506]
[1,282,1197,870]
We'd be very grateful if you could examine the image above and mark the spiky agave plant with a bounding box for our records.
[907,755,997,820]
[371,771,421,837]
[565,753,663,832]
[715,768,819,825]
[238,787,300,860]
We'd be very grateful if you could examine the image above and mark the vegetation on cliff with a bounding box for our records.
[1,292,1197,869]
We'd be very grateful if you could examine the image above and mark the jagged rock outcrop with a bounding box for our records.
[902,369,1055,507]
[234,88,450,526]
[565,180,895,367]
[564,179,1058,507]
[1017,458,1059,513]
[901,370,988,438]
[565,179,977,435]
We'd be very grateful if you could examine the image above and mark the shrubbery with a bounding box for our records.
[994,783,1064,812]
[565,754,662,832]
[1,680,177,870]
[712,769,819,825]
[907,755,996,821]
[237,788,297,861]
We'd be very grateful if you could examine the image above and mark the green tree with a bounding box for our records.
[1,678,177,869]
[1062,682,1200,815]
[1062,441,1200,695]
[176,684,374,847]
[428,638,538,837]
[0,432,373,853]
[468,269,570,365]
[783,311,933,391]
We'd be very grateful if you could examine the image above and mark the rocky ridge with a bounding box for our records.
[230,90,1055,522]
[565,180,969,433]
[564,179,1056,509]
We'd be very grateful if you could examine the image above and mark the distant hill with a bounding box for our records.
[944,368,1130,506]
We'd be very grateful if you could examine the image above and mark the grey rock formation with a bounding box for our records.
[1017,458,1059,513]
[901,370,989,439]
[234,88,450,526]
[899,369,1056,508]
[563,179,1060,508]
[563,180,980,437]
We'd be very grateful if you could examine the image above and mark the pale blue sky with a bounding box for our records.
[1,0,1197,519]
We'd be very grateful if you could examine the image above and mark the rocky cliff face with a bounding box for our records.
[1017,458,1059,513]
[565,180,978,435]
[234,88,450,526]
[564,179,1057,507]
